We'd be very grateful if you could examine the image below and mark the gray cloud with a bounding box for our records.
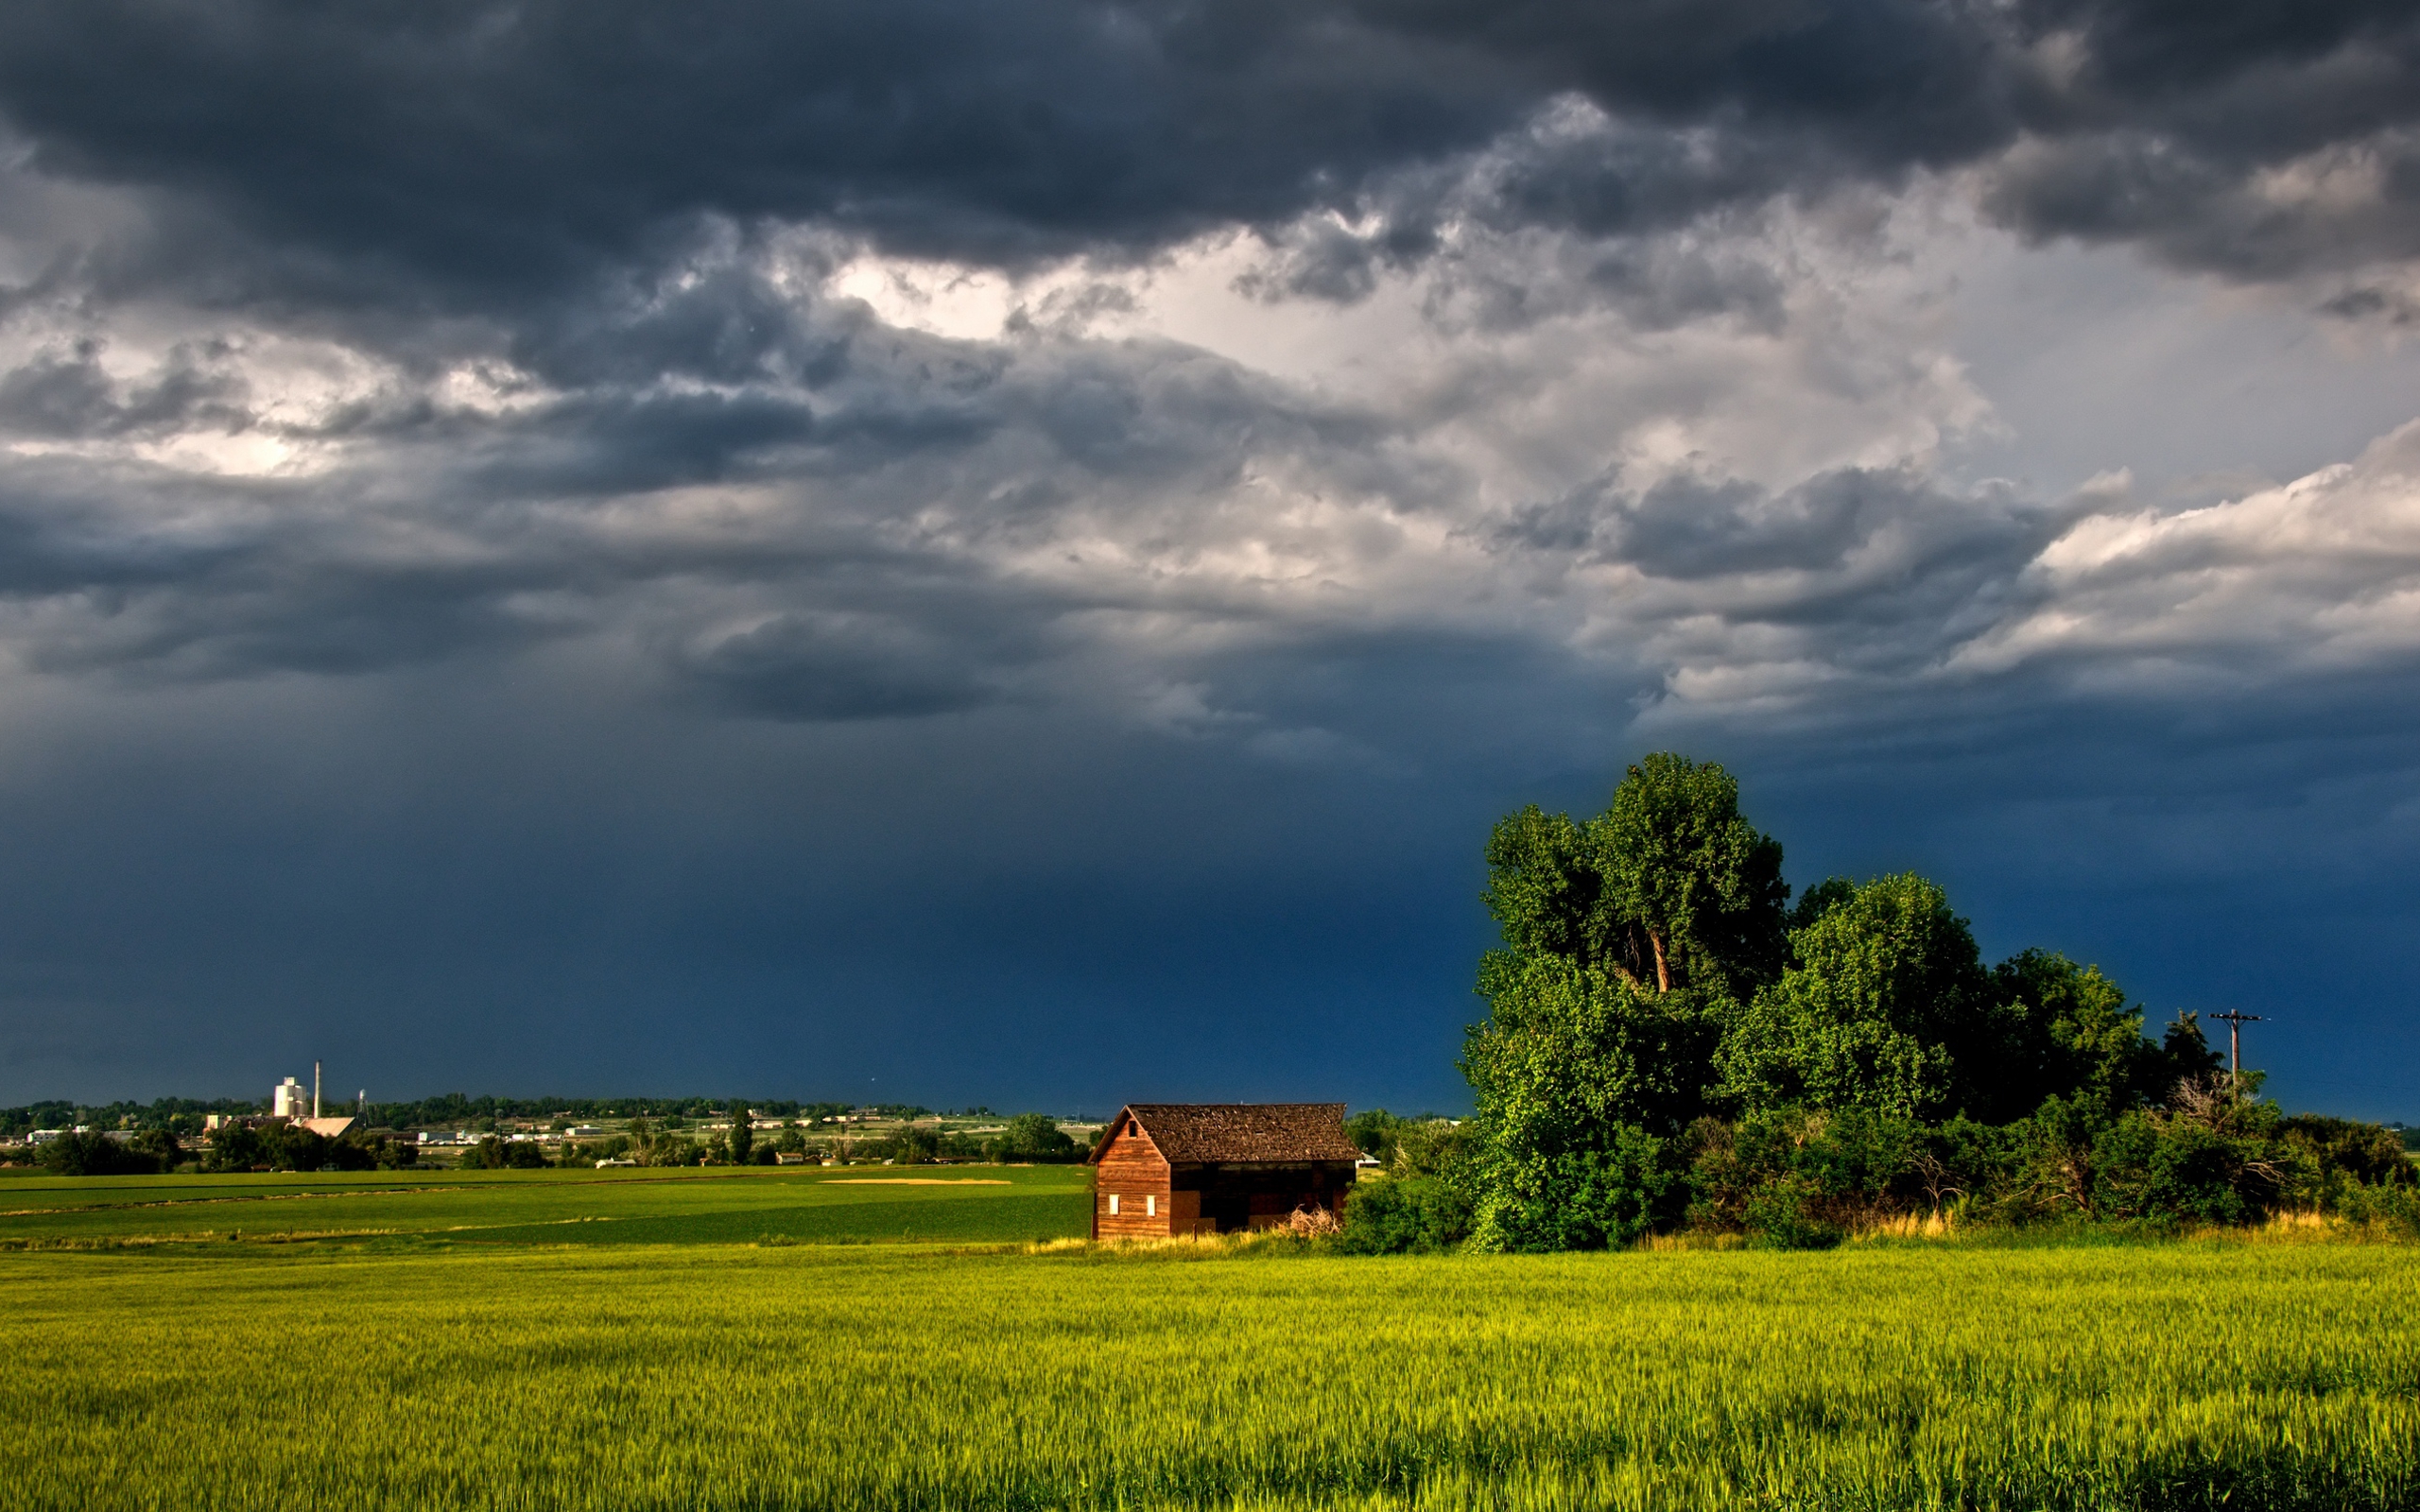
[0,2,2417,1112]
[0,0,2412,327]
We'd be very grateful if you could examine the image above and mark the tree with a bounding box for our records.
[1343,1108,1407,1161]
[1599,754,1789,998]
[1715,873,1990,1120]
[727,1105,754,1166]
[1984,951,2166,1122]
[1461,755,1788,1251]
[2154,1011,2225,1098]
[992,1113,1076,1162]
[1461,956,1719,1249]
[41,1131,167,1177]
[1477,756,1787,1004]
[1339,1176,1474,1254]
[205,1123,268,1172]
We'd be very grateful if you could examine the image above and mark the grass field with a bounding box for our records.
[3,1173,2415,1511]
[0,1164,1094,1247]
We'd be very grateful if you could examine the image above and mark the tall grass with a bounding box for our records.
[4,1243,2412,1510]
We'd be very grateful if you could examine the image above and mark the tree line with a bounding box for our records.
[551,1110,1081,1169]
[22,1110,1083,1175]
[0,1095,956,1142]
[1344,755,2417,1253]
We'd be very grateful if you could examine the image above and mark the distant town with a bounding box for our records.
[0,1064,1111,1172]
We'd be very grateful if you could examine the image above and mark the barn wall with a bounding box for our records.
[1172,1161,1357,1233]
[1094,1125,1175,1240]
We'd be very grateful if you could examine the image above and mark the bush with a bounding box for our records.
[1339,1176,1474,1254]
[1472,1125,1684,1252]
[1743,1175,1842,1249]
[1686,1108,1925,1237]
[461,1136,550,1170]
[1343,1109,1409,1163]
[986,1113,1078,1163]
[41,1131,171,1177]
[2280,1115,2410,1191]
[329,1131,416,1170]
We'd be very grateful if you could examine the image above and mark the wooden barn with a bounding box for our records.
[1088,1102,1363,1240]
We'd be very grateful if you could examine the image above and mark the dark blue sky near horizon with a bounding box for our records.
[1,1,2417,1120]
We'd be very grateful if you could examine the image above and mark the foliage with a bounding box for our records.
[1685,1108,1921,1245]
[1337,1176,1474,1254]
[1462,755,2412,1248]
[460,1137,551,1171]
[987,1113,1078,1163]
[1342,1108,1408,1160]
[727,1108,754,1167]
[2280,1115,2411,1194]
[1461,957,1714,1249]
[1478,755,1785,1004]
[39,1131,174,1177]
[1716,873,1988,1121]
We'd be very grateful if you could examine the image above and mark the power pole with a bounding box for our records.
[2210,1010,2261,1089]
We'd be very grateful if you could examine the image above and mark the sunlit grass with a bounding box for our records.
[3,1240,2412,1510]
[0,1164,1092,1246]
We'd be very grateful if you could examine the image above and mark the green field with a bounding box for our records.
[2,1173,2415,1511]
[0,1164,1093,1247]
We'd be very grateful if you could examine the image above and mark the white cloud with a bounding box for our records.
[1956,417,2420,679]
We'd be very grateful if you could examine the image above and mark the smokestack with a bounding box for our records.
[313,1060,321,1120]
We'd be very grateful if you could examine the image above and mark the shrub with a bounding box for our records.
[40,1131,170,1177]
[1742,1175,1841,1249]
[1339,1176,1474,1254]
[986,1113,1078,1163]
[1471,1125,1683,1252]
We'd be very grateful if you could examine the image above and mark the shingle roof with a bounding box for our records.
[1090,1103,1361,1165]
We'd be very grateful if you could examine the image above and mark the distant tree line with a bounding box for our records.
[561,1111,1083,1170]
[0,1097,265,1141]
[0,1095,949,1143]
[353,1095,934,1130]
[29,1124,421,1176]
[1343,755,2419,1253]
[19,1109,1086,1176]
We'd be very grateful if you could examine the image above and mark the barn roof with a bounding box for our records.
[1089,1103,1361,1165]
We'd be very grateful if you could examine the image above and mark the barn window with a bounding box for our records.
[1146,1195,1157,1217]
[1108,1194,1121,1215]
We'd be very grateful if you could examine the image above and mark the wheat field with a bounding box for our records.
[4,1236,2414,1511]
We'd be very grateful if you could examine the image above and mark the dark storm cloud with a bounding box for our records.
[0,338,251,439]
[0,0,2417,1118]
[2,0,2414,321]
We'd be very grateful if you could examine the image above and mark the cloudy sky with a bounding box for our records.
[1,0,2415,1116]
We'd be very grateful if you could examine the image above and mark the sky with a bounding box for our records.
[0,0,2416,1118]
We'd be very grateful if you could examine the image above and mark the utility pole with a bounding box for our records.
[2210,1010,2261,1090]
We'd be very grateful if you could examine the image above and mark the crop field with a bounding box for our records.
[0,1164,1093,1248]
[1,1178,2414,1512]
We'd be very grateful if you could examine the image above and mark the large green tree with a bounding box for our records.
[1479,755,1787,1003]
[1462,755,1787,1249]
